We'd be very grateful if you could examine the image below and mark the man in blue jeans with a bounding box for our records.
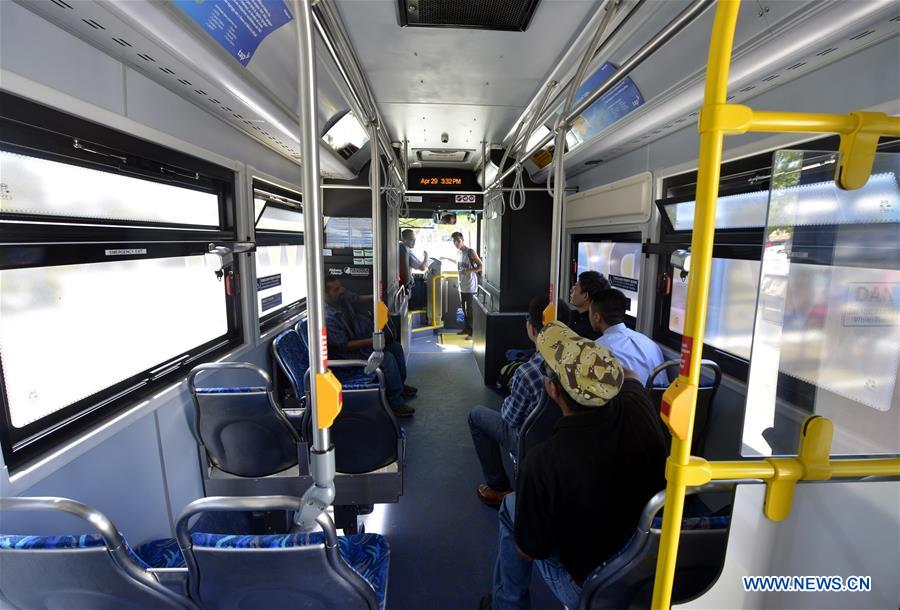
[468,295,569,506]
[324,277,416,417]
[481,322,668,609]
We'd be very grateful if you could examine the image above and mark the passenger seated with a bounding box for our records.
[468,296,569,506]
[324,277,417,417]
[590,288,666,386]
[567,270,610,341]
[482,322,668,610]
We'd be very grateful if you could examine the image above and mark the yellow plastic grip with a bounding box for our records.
[376,300,389,331]
[315,369,343,429]
[542,302,556,327]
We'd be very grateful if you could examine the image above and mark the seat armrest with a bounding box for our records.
[327,360,369,369]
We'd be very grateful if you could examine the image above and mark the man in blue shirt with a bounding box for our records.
[590,288,666,386]
[324,277,416,417]
[468,296,569,506]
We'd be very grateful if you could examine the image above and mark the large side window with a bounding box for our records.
[653,135,899,385]
[0,93,240,470]
[253,181,306,330]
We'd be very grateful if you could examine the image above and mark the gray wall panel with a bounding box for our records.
[1,412,171,543]
[0,1,125,114]
[123,67,300,184]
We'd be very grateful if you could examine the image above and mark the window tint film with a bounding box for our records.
[0,256,228,428]
[0,150,220,226]
[669,258,761,360]
[743,150,900,457]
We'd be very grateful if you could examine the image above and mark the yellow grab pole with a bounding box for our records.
[652,1,742,608]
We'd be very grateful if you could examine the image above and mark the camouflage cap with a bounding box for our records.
[536,321,624,407]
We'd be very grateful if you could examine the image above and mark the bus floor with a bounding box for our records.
[357,331,561,609]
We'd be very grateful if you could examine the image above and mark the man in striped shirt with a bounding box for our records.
[468,296,570,506]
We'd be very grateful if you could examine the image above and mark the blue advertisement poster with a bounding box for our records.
[568,62,644,145]
[175,0,293,67]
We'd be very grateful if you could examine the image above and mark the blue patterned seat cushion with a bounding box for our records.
[194,386,267,394]
[650,515,730,530]
[137,532,389,608]
[334,368,379,389]
[1,534,150,568]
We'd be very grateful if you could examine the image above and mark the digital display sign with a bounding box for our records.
[418,176,463,187]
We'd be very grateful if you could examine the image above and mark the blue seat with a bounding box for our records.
[175,495,389,610]
[295,319,379,389]
[578,484,732,610]
[0,497,194,609]
[275,327,402,475]
[188,362,308,496]
[646,359,722,457]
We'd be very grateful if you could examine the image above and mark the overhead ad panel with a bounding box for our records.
[175,0,294,66]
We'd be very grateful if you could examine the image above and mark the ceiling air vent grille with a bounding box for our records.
[398,0,542,31]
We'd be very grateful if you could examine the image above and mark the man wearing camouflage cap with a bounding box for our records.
[481,321,668,610]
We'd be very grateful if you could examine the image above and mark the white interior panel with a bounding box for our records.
[678,481,900,610]
[566,171,652,227]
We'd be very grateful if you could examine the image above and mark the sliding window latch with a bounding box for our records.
[205,241,256,280]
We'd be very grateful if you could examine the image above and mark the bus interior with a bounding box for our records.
[0,0,898,608]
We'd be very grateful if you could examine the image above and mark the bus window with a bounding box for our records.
[0,106,238,470]
[744,150,899,457]
[400,214,477,273]
[253,183,306,329]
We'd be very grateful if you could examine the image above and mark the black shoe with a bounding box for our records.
[390,403,415,417]
[402,384,418,398]
[478,594,492,610]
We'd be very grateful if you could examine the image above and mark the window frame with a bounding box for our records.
[570,230,643,328]
[0,93,242,471]
[252,180,307,331]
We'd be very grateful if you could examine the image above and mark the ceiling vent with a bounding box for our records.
[417,149,471,162]
[397,0,542,31]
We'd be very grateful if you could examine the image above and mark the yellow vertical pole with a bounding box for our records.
[651,1,742,608]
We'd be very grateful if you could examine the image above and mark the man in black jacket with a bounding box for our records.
[567,270,610,340]
[482,321,669,610]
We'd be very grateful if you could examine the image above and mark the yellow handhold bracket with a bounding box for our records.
[315,369,343,429]
[835,112,900,190]
[375,300,390,331]
[542,301,557,326]
[659,378,698,441]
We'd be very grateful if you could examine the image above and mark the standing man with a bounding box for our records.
[590,288,665,386]
[442,231,483,337]
[399,228,428,290]
[567,270,610,340]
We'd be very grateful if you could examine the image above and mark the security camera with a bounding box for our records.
[441,132,449,144]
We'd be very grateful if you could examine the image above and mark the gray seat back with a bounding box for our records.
[579,484,733,610]
[302,366,400,474]
[515,392,560,473]
[177,496,378,610]
[0,497,193,610]
[189,362,300,477]
[646,359,722,456]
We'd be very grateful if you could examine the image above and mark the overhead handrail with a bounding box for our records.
[497,0,648,158]
[292,0,342,532]
[311,0,406,193]
[651,1,900,608]
[487,0,715,198]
